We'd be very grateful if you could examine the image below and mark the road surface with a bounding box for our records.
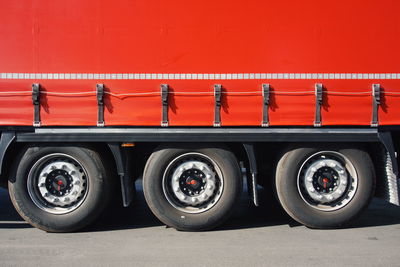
[1,181,400,266]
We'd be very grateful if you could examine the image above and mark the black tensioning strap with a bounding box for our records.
[214,84,222,127]
[96,83,105,127]
[161,84,169,127]
[371,84,381,127]
[314,83,323,127]
[262,83,270,127]
[32,83,41,127]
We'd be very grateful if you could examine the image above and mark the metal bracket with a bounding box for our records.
[108,143,135,207]
[262,84,270,127]
[314,83,323,127]
[378,131,398,175]
[243,143,259,206]
[0,132,15,176]
[96,84,105,127]
[161,84,169,127]
[371,84,381,127]
[32,83,41,127]
[214,84,222,127]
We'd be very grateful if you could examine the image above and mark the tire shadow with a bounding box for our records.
[1,182,400,232]
[0,188,31,229]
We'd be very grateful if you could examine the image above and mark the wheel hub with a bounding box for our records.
[46,170,73,197]
[300,156,352,206]
[28,154,89,214]
[313,167,339,193]
[162,153,224,213]
[170,160,217,206]
[180,169,206,195]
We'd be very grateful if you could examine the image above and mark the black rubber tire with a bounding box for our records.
[143,145,242,231]
[275,146,375,229]
[8,146,112,232]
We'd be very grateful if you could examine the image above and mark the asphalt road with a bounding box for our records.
[1,181,400,267]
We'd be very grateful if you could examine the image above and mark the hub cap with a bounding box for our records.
[27,153,89,214]
[163,153,223,213]
[297,151,358,211]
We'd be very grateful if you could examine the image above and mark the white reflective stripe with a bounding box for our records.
[0,73,399,80]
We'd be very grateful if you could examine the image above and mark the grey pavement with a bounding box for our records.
[1,181,400,267]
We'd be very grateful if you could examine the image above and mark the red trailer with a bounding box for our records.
[0,0,399,232]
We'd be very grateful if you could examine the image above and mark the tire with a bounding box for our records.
[275,146,375,229]
[143,145,242,231]
[8,146,112,232]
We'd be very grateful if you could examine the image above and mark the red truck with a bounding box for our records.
[0,0,399,232]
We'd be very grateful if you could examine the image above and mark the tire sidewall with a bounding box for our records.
[276,146,375,228]
[9,146,109,232]
[143,146,242,231]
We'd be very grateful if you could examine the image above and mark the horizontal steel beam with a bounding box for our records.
[15,127,379,143]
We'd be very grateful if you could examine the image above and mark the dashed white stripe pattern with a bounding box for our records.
[0,73,400,80]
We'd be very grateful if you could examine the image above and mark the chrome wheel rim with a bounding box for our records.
[162,153,224,214]
[297,151,358,211]
[27,153,89,215]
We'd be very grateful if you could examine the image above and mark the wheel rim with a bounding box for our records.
[27,153,89,215]
[297,151,358,211]
[162,152,224,214]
